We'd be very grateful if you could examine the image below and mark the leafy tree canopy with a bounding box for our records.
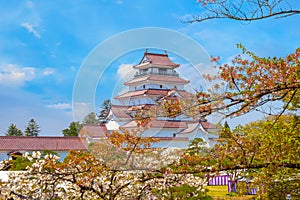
[83,112,99,125]
[62,121,82,137]
[174,114,300,198]
[5,123,23,136]
[99,99,111,124]
[172,45,299,120]
[24,118,40,136]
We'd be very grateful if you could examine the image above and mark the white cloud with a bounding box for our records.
[72,102,93,121]
[70,66,77,72]
[177,62,222,93]
[47,103,72,110]
[0,64,56,87]
[177,63,205,90]
[43,68,55,76]
[21,22,41,38]
[26,1,34,8]
[113,63,135,97]
[177,14,194,22]
[116,86,129,96]
[115,0,123,4]
[0,64,35,86]
[117,63,136,80]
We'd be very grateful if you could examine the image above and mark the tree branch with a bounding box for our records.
[185,0,300,23]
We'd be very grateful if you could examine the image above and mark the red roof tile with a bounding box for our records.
[146,89,170,96]
[150,120,188,128]
[120,121,138,128]
[177,90,195,98]
[177,122,199,134]
[114,90,147,99]
[136,52,179,68]
[111,105,132,119]
[79,124,108,138]
[149,75,189,83]
[0,136,87,151]
[127,104,156,111]
[121,119,188,129]
[124,76,148,85]
[115,89,195,101]
[200,121,217,129]
[124,75,189,86]
[152,137,189,141]
[114,89,170,99]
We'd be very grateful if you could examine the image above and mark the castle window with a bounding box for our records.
[159,68,167,75]
[141,69,148,74]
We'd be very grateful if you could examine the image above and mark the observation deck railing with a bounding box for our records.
[134,71,179,77]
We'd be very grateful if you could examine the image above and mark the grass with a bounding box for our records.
[206,185,229,197]
[206,186,256,200]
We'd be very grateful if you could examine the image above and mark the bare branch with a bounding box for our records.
[185,0,300,23]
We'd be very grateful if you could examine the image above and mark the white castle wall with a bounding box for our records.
[119,97,157,106]
[129,84,184,91]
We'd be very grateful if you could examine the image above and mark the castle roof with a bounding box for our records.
[79,124,108,138]
[114,89,169,100]
[152,137,189,141]
[177,121,199,134]
[200,121,217,129]
[121,119,216,132]
[110,105,132,119]
[134,52,179,69]
[114,89,194,100]
[121,119,189,129]
[124,74,189,86]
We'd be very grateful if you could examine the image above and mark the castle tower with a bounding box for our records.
[115,51,190,106]
[108,50,218,148]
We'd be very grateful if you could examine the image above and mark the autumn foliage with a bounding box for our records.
[170,114,300,198]
[182,45,300,119]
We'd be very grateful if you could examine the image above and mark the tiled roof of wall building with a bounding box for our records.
[0,136,87,151]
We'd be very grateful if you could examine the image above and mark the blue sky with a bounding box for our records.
[0,0,299,135]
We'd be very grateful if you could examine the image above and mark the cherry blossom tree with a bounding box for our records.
[0,150,210,199]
